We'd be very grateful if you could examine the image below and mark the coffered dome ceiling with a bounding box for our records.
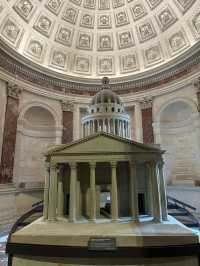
[0,0,200,83]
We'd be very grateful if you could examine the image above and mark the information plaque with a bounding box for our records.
[88,237,117,251]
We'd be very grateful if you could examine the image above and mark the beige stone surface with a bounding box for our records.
[12,256,199,266]
[11,216,198,247]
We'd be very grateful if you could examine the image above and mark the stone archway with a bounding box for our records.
[13,105,57,187]
[156,100,200,185]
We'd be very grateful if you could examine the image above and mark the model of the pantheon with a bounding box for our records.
[7,78,200,266]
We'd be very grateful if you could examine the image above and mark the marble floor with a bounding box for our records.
[0,233,8,266]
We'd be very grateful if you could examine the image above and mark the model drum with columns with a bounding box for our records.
[7,78,200,266]
[82,77,131,138]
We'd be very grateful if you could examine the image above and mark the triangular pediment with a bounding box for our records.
[46,133,161,156]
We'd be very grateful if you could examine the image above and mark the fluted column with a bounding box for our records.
[129,161,139,221]
[48,164,58,221]
[69,162,77,222]
[90,162,96,221]
[57,165,64,217]
[92,120,95,134]
[103,119,106,132]
[122,121,125,138]
[117,120,119,136]
[111,161,118,221]
[113,119,116,135]
[43,162,50,220]
[148,161,162,222]
[158,161,168,221]
[108,119,111,133]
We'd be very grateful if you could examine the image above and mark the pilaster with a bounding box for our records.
[61,101,74,144]
[140,98,154,144]
[0,83,20,184]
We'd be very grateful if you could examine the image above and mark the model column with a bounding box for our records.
[43,162,50,220]
[129,161,139,221]
[69,162,77,222]
[48,164,58,221]
[57,165,64,217]
[111,161,118,221]
[148,161,162,222]
[90,162,96,221]
[158,161,168,221]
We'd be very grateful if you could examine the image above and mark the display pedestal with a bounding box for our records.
[7,216,200,266]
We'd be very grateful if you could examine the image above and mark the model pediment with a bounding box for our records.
[46,133,161,155]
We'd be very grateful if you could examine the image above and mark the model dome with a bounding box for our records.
[82,77,130,138]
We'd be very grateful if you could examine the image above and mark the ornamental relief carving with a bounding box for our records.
[192,12,200,37]
[173,0,196,14]
[120,53,139,73]
[156,6,177,32]
[25,38,46,61]
[55,25,74,47]
[1,17,23,47]
[77,31,93,50]
[143,43,164,67]
[98,14,112,29]
[136,20,157,43]
[115,9,130,27]
[112,0,124,9]
[73,55,91,74]
[62,7,79,24]
[168,30,189,55]
[97,33,113,51]
[80,13,95,28]
[117,29,135,49]
[97,56,115,75]
[50,49,68,69]
[131,2,147,21]
[45,0,63,15]
[13,0,35,22]
[83,0,96,9]
[33,14,54,37]
[98,0,110,10]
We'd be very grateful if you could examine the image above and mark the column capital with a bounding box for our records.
[69,162,77,169]
[146,160,156,168]
[89,162,96,168]
[50,163,59,172]
[61,100,74,112]
[7,83,21,99]
[129,160,136,167]
[110,161,117,168]
[139,97,153,110]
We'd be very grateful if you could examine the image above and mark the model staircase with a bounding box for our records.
[167,196,199,228]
